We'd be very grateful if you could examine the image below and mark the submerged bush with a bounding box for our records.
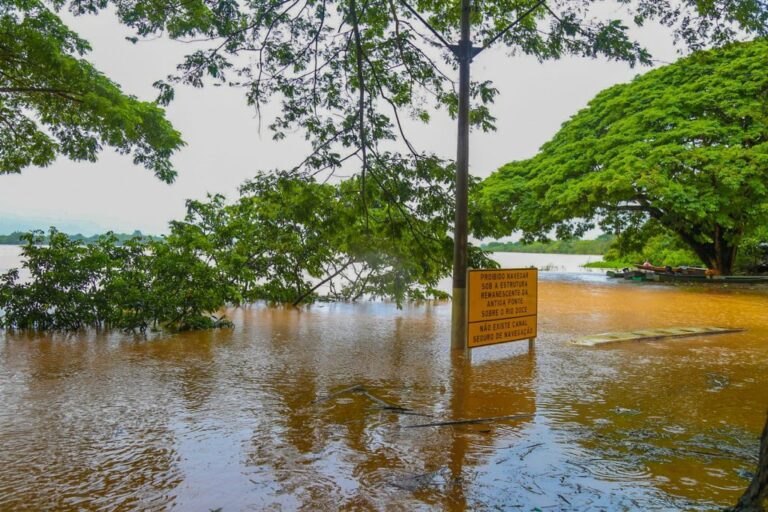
[1,231,92,330]
[0,229,231,332]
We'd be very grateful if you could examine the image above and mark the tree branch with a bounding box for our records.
[349,0,369,230]
[0,87,82,103]
[292,258,355,306]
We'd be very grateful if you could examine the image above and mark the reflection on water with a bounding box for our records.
[1,275,768,509]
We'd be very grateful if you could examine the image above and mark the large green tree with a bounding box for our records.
[478,39,768,275]
[0,0,183,180]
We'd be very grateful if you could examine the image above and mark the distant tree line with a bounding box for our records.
[482,234,614,255]
[484,226,768,272]
[0,230,160,245]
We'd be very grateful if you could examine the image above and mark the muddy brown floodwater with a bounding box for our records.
[1,276,767,511]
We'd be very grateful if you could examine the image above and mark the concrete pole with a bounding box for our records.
[450,0,472,350]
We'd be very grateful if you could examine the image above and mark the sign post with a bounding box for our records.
[466,268,538,349]
[399,0,545,351]
[445,1,543,351]
[450,0,473,351]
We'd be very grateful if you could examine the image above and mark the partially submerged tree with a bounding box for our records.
[0,1,183,180]
[732,412,768,511]
[0,229,232,331]
[170,162,493,306]
[0,167,493,331]
[478,39,768,275]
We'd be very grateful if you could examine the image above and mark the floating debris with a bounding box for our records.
[613,407,641,416]
[706,372,730,391]
[311,384,364,404]
[389,468,446,491]
[310,383,436,417]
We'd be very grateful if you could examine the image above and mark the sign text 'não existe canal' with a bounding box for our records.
[467,268,538,348]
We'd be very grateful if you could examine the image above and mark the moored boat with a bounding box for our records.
[605,269,768,284]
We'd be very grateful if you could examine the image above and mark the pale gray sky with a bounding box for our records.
[0,7,679,235]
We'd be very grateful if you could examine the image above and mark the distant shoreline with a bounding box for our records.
[481,237,612,256]
[0,231,161,245]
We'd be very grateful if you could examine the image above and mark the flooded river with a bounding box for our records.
[1,248,767,510]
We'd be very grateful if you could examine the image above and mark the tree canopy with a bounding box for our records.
[167,162,494,307]
[477,39,768,275]
[48,0,768,282]
[5,0,767,215]
[48,0,768,187]
[0,0,183,180]
[4,1,768,331]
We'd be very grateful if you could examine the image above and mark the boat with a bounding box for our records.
[605,269,651,280]
[677,266,708,276]
[606,268,768,284]
[635,263,708,275]
[636,262,670,273]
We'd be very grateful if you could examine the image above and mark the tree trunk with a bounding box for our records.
[709,244,737,275]
[713,226,739,276]
[646,209,739,275]
[732,412,768,511]
[675,230,737,275]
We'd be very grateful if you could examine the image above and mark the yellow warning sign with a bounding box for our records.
[467,268,538,348]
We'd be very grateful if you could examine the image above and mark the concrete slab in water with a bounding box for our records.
[572,326,744,346]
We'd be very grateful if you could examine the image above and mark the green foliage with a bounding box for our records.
[582,260,633,269]
[735,225,768,273]
[0,159,497,331]
[482,234,614,255]
[478,40,768,274]
[144,237,233,331]
[0,1,183,179]
[168,159,496,307]
[603,230,703,268]
[0,229,105,330]
[0,228,232,331]
[52,0,766,202]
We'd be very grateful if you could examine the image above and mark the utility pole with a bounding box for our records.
[450,0,473,350]
[400,0,544,351]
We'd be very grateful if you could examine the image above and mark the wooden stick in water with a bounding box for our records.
[404,413,534,429]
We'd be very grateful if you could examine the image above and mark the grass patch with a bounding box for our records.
[582,260,634,269]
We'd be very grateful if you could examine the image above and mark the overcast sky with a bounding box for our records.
[0,7,680,235]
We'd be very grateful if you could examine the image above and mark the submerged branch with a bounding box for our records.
[404,413,534,429]
[292,258,355,306]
